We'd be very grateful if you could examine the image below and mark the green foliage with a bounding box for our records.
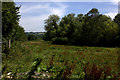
[2,2,27,55]
[51,37,69,45]
[44,8,120,47]
[44,15,60,41]
[45,15,60,31]
[114,13,120,46]
[37,63,47,72]
[26,32,45,40]
[27,58,42,80]
[2,40,120,79]
[27,34,38,41]
[114,14,120,26]
[13,26,27,41]
[2,2,27,42]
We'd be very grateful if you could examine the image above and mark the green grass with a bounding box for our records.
[2,40,120,77]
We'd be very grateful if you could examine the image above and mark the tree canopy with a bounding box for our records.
[44,8,120,47]
[2,2,27,42]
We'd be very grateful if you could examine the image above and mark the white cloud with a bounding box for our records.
[20,14,49,32]
[18,3,67,32]
[51,9,65,17]
[20,4,50,14]
[50,3,67,17]
[104,0,118,19]
[110,0,119,5]
[105,12,117,19]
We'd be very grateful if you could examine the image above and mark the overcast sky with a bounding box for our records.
[16,0,119,32]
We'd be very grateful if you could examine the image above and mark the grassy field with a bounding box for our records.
[2,40,120,79]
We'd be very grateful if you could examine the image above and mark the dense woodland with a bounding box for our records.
[44,9,120,47]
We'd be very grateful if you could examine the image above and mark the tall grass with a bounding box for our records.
[2,40,120,79]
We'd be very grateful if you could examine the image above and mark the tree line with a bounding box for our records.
[2,2,27,42]
[44,8,120,47]
[2,2,120,47]
[2,2,27,53]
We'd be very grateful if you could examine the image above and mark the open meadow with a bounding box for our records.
[2,40,120,79]
[2,1,120,80]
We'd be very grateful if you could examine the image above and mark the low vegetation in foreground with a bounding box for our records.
[2,40,120,79]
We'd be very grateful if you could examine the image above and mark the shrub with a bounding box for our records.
[27,34,38,41]
[51,37,69,45]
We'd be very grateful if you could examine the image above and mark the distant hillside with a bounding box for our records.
[26,32,45,39]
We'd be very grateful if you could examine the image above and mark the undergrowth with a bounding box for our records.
[2,40,120,79]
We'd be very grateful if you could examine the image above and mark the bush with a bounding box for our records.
[51,37,69,45]
[27,34,38,41]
